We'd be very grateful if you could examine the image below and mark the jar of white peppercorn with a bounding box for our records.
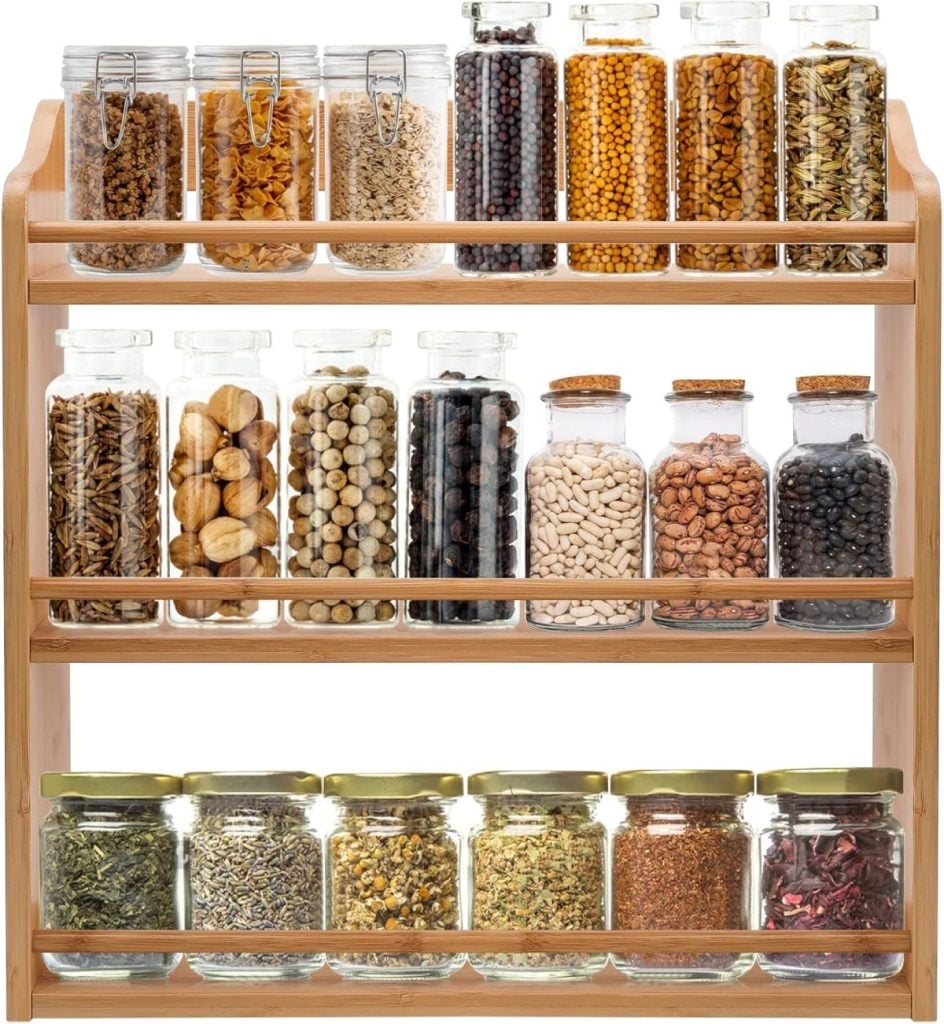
[287,331,398,626]
[325,773,463,980]
[527,375,645,629]
[184,772,323,980]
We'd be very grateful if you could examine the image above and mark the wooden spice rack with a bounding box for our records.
[3,99,940,1020]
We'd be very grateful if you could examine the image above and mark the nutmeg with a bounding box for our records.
[258,458,278,507]
[199,517,257,564]
[237,419,278,458]
[217,554,264,579]
[179,412,224,461]
[173,474,222,533]
[174,566,222,621]
[212,446,251,482]
[222,478,265,518]
[208,385,259,434]
[168,532,205,570]
[256,548,279,578]
[244,508,279,548]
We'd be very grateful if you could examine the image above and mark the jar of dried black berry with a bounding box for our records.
[774,375,895,631]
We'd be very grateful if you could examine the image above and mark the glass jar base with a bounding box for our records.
[652,615,769,631]
[527,617,644,632]
[613,958,754,983]
[469,962,606,982]
[328,961,463,982]
[759,960,903,983]
[455,266,559,280]
[775,612,893,633]
[43,953,180,981]
[67,253,185,276]
[188,960,323,981]
[197,254,315,276]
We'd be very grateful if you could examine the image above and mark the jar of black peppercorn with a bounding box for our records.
[774,376,895,631]
[407,332,522,625]
[455,2,560,277]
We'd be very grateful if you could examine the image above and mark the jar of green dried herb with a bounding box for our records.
[39,772,182,980]
[325,773,463,980]
[184,772,324,980]
[468,771,608,981]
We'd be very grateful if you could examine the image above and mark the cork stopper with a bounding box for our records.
[796,375,871,393]
[672,379,745,393]
[550,374,622,392]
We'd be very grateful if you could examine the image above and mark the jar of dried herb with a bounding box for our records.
[758,768,904,981]
[611,770,754,981]
[325,773,463,980]
[468,771,607,981]
[39,773,181,980]
[184,772,324,980]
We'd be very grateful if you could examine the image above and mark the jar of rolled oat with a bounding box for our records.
[324,46,450,276]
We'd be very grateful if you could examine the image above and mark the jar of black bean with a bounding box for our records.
[407,331,522,625]
[775,376,895,631]
[455,2,559,277]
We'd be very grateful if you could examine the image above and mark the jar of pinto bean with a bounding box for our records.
[649,380,769,629]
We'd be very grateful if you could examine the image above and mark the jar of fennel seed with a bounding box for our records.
[184,772,324,980]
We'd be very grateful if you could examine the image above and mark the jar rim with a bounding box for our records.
[323,45,451,79]
[757,767,903,796]
[418,331,516,353]
[293,329,392,351]
[468,771,607,796]
[463,2,552,19]
[570,3,659,19]
[175,330,271,353]
[192,46,319,79]
[62,46,189,82]
[56,329,152,351]
[666,390,754,403]
[324,773,464,799]
[183,772,322,796]
[542,389,631,405]
[611,769,754,797]
[681,1,770,19]
[42,772,181,799]
[789,389,878,403]
[789,4,878,22]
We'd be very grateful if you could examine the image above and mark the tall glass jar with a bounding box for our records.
[62,47,188,274]
[565,4,669,274]
[455,2,559,277]
[324,46,450,276]
[785,6,887,274]
[527,375,645,629]
[193,47,319,273]
[758,768,904,981]
[775,376,895,631]
[611,770,754,981]
[407,332,522,625]
[469,771,607,980]
[325,774,463,980]
[184,772,323,980]
[650,380,769,629]
[47,330,161,627]
[675,2,778,273]
[167,331,280,627]
[286,331,398,626]
[39,773,181,980]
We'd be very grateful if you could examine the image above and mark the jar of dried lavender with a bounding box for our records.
[758,768,904,981]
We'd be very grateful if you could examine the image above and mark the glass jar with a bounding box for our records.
[527,375,645,629]
[784,6,887,274]
[650,380,769,629]
[407,332,522,625]
[184,772,323,980]
[39,773,181,980]
[324,46,450,276]
[325,773,463,980]
[611,770,754,981]
[758,768,904,981]
[775,376,895,631]
[62,47,188,274]
[286,331,398,626]
[167,331,280,626]
[675,2,778,273]
[47,330,161,627]
[455,2,559,277]
[565,4,669,274]
[469,771,607,980]
[193,47,319,273]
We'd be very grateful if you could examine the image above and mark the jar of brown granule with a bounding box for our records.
[611,770,754,981]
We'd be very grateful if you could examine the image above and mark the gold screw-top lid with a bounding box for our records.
[611,769,754,797]
[796,375,872,393]
[324,773,463,799]
[550,374,622,392]
[673,379,746,393]
[183,772,322,796]
[468,771,608,796]
[757,767,904,796]
[41,773,182,800]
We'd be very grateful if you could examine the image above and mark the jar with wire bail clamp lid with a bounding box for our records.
[324,46,450,275]
[62,46,188,274]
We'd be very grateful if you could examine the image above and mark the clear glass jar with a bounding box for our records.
[39,773,181,980]
[775,376,895,631]
[455,2,559,277]
[325,774,463,980]
[324,46,450,275]
[193,47,319,273]
[286,331,398,626]
[167,331,280,626]
[785,6,887,274]
[565,4,669,274]
[758,768,904,981]
[650,380,769,629]
[47,330,161,627]
[407,332,522,625]
[611,770,754,981]
[184,772,323,980]
[527,376,645,629]
[62,47,188,274]
[469,772,607,980]
[675,2,779,273]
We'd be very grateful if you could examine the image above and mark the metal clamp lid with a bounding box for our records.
[94,51,137,151]
[366,48,407,148]
[240,49,282,148]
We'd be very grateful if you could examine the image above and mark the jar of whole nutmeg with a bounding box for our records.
[650,380,769,629]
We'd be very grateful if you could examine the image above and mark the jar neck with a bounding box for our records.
[337,797,450,831]
[768,793,896,824]
[623,795,745,826]
[795,20,871,49]
[51,796,174,824]
[668,397,750,444]
[791,397,875,445]
[192,793,311,828]
[302,348,383,377]
[182,351,261,377]
[690,18,764,45]
[63,349,145,379]
[579,20,652,45]
[546,396,628,445]
[427,352,506,380]
[479,795,597,828]
[470,17,546,44]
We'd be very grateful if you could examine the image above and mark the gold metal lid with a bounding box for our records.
[41,773,182,800]
[468,771,607,796]
[757,768,904,796]
[550,374,622,392]
[795,375,872,393]
[673,379,746,393]
[183,772,322,796]
[611,769,754,797]
[323,773,463,799]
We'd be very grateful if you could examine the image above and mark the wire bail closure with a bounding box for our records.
[240,49,282,148]
[366,49,407,148]
[94,51,137,152]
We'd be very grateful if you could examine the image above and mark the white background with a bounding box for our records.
[1,0,942,1022]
